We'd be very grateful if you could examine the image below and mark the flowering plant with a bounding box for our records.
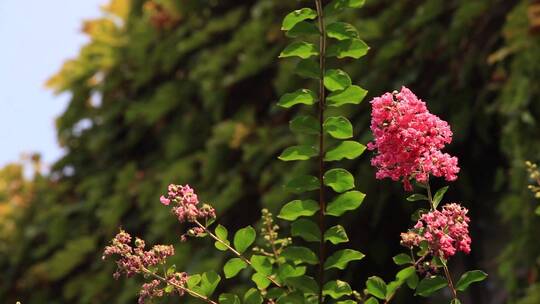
[103,1,486,303]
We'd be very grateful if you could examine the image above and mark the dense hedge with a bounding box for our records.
[1,0,540,303]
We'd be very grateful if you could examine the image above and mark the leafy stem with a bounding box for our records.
[194,220,282,288]
[141,267,218,304]
[314,0,327,303]
[424,181,459,301]
[443,262,458,300]
[426,181,434,211]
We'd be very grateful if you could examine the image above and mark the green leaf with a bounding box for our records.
[455,270,488,291]
[214,225,229,251]
[286,21,319,38]
[295,59,319,79]
[234,226,256,254]
[250,255,272,275]
[219,293,241,304]
[324,168,355,193]
[406,194,429,202]
[282,246,318,265]
[166,265,176,276]
[278,89,316,108]
[324,225,349,244]
[291,219,320,242]
[252,273,271,290]
[326,190,366,216]
[432,186,449,209]
[451,299,462,304]
[324,249,365,270]
[278,199,319,221]
[284,175,319,194]
[327,85,367,107]
[324,69,352,92]
[323,280,352,299]
[327,39,369,59]
[290,115,319,135]
[279,42,318,59]
[325,0,366,16]
[276,291,304,304]
[392,253,413,265]
[395,266,416,282]
[415,276,447,297]
[364,298,379,304]
[336,301,357,304]
[406,272,419,289]
[327,22,359,40]
[187,274,201,289]
[323,116,353,139]
[267,287,286,299]
[366,276,387,299]
[535,205,540,216]
[244,288,263,304]
[223,258,247,278]
[281,8,317,31]
[200,271,221,297]
[277,264,306,281]
[324,141,366,161]
[164,284,174,293]
[278,145,318,161]
[285,275,319,294]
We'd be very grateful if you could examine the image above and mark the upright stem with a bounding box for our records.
[424,182,458,301]
[314,0,327,303]
[443,264,458,300]
[426,182,434,211]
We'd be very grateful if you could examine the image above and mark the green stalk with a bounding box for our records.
[424,181,459,301]
[314,0,327,303]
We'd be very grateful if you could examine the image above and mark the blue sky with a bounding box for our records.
[0,0,107,170]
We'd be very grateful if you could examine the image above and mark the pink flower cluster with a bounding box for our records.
[368,86,460,191]
[160,184,216,222]
[102,230,174,279]
[103,230,190,303]
[401,203,471,259]
[139,280,164,304]
[138,272,189,304]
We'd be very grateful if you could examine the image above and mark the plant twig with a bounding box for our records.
[194,220,282,288]
[142,267,218,304]
[443,263,459,300]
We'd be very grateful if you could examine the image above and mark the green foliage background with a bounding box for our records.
[1,0,540,303]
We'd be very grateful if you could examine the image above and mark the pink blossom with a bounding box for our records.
[401,203,471,258]
[368,86,460,190]
[159,195,171,206]
[138,280,164,304]
[160,184,216,223]
[102,230,174,278]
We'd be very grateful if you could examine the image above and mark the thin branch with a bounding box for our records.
[443,264,459,300]
[194,220,282,288]
[142,267,218,304]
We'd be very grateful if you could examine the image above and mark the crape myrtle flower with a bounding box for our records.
[102,230,174,278]
[138,280,164,304]
[160,184,216,222]
[103,230,191,303]
[368,86,460,191]
[401,203,471,259]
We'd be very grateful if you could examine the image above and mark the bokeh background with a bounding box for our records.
[1,0,540,303]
